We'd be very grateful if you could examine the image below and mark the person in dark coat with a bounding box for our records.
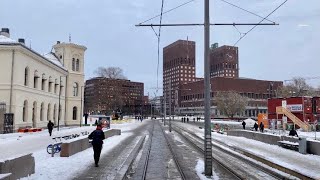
[242,121,246,130]
[259,122,264,133]
[47,120,54,136]
[88,124,105,167]
[254,122,258,131]
[289,128,298,137]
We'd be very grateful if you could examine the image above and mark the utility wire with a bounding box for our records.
[219,0,275,23]
[139,0,195,25]
[234,0,288,45]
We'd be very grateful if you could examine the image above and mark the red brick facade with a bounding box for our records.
[163,40,196,113]
[84,77,144,114]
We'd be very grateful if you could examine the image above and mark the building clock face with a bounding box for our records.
[226,53,233,61]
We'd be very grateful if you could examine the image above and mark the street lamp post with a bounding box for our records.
[58,76,62,131]
[80,85,84,127]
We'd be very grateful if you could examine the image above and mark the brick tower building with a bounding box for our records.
[163,40,196,114]
[210,43,239,78]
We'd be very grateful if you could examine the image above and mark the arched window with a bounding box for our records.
[48,76,52,92]
[47,103,51,121]
[32,101,37,127]
[76,59,80,71]
[23,100,28,122]
[24,67,29,86]
[41,74,46,91]
[73,106,77,120]
[73,82,78,96]
[40,103,44,121]
[72,58,75,71]
[34,70,39,89]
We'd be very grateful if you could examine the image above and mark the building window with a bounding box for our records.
[73,106,77,120]
[76,59,80,71]
[23,100,28,122]
[34,71,39,89]
[32,101,37,125]
[41,74,46,91]
[40,103,44,121]
[24,67,29,86]
[73,82,79,96]
[47,103,51,121]
[72,58,75,71]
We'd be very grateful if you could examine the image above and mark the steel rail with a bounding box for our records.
[141,120,155,180]
[171,125,241,179]
[173,124,301,180]
[159,120,187,180]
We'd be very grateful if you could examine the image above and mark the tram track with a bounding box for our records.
[172,123,298,180]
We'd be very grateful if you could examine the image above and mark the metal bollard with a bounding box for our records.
[51,144,54,157]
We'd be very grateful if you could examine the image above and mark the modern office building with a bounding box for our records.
[84,77,144,115]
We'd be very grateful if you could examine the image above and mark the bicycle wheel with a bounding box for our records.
[47,144,54,154]
[54,144,61,153]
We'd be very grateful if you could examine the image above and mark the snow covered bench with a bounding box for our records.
[0,173,11,180]
[278,141,299,151]
[0,153,35,179]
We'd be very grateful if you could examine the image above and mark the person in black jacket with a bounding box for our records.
[289,127,298,137]
[253,122,258,131]
[242,121,246,130]
[47,120,54,136]
[88,124,105,167]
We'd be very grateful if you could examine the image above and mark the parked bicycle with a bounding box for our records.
[47,137,62,154]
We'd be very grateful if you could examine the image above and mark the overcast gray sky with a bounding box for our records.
[1,0,319,95]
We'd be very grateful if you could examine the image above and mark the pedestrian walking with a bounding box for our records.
[187,117,189,123]
[289,127,298,137]
[242,121,246,130]
[254,122,258,131]
[259,122,264,133]
[47,120,54,136]
[88,124,105,167]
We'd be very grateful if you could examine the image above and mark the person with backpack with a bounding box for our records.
[47,120,54,136]
[88,124,105,167]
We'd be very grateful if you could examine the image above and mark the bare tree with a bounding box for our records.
[215,91,248,119]
[277,77,317,97]
[94,67,127,79]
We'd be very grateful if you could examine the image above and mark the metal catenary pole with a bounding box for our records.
[204,0,212,176]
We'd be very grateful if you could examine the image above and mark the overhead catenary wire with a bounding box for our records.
[138,0,195,25]
[219,0,275,23]
[156,0,165,91]
[234,0,288,45]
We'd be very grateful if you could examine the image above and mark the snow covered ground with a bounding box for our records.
[177,122,320,179]
[265,128,320,141]
[0,119,146,179]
